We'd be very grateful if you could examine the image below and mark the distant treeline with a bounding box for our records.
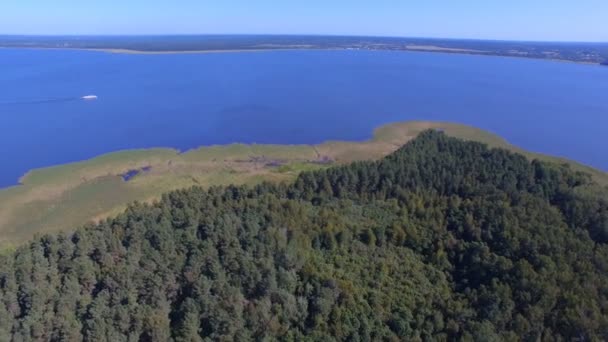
[1,35,608,64]
[1,131,607,340]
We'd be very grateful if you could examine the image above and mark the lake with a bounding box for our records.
[0,48,607,188]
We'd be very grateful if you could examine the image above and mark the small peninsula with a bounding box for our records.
[1,121,606,249]
[2,128,608,340]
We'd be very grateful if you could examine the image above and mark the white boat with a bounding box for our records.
[82,95,98,100]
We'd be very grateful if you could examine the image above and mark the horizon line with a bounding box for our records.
[0,33,607,45]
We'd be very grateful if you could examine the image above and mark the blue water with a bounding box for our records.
[1,48,607,188]
[121,166,151,182]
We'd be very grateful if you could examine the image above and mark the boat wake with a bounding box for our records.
[0,95,97,106]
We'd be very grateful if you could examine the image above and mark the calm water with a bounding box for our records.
[1,49,607,187]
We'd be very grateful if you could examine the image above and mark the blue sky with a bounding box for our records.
[1,0,607,42]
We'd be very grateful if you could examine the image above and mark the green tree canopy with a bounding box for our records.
[1,130,607,340]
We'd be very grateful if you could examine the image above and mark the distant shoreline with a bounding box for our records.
[1,45,604,66]
[3,35,606,65]
[91,47,340,55]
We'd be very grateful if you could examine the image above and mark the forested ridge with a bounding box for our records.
[1,130,608,341]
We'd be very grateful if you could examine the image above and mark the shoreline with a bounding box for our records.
[1,120,607,247]
[3,120,607,192]
[1,45,603,66]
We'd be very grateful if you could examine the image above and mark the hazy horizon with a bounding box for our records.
[0,33,607,45]
[2,1,607,43]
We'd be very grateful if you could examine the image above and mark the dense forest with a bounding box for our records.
[1,130,608,341]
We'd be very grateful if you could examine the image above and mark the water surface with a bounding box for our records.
[1,49,607,187]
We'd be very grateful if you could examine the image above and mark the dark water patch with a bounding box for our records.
[121,170,140,181]
[121,167,152,182]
